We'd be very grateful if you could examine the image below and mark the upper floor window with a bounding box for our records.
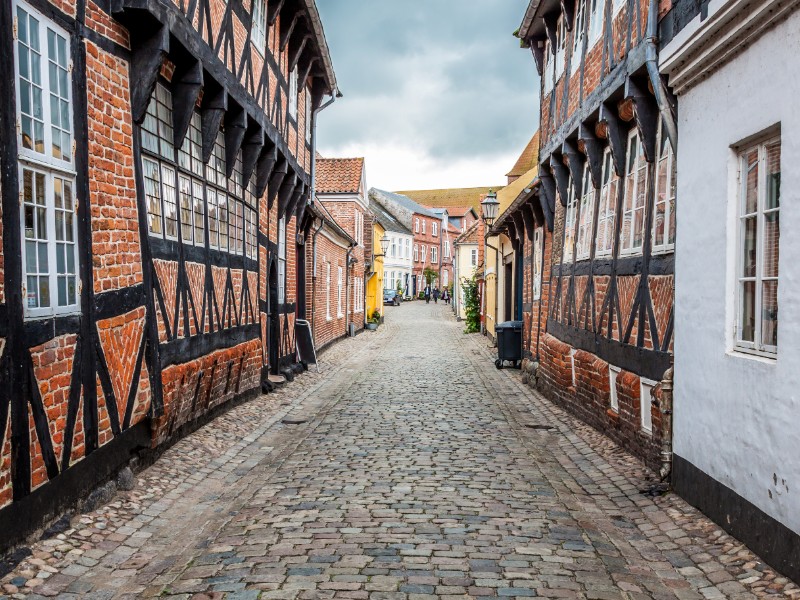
[735,135,780,356]
[288,66,298,119]
[595,148,618,257]
[432,222,438,237]
[543,39,555,96]
[555,16,567,77]
[421,219,426,234]
[405,239,410,258]
[444,240,450,258]
[421,245,427,263]
[278,215,287,303]
[620,130,647,254]
[414,218,419,233]
[571,0,586,75]
[563,181,577,264]
[533,228,543,300]
[471,248,478,267]
[576,162,595,261]
[391,237,396,258]
[414,244,419,262]
[305,90,312,143]
[15,3,79,318]
[653,121,676,253]
[251,0,267,55]
[588,0,604,43]
[431,246,438,264]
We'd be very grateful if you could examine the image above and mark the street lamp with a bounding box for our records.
[375,233,390,257]
[481,190,500,227]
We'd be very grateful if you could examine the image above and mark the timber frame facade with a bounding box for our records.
[517,0,678,468]
[0,0,336,546]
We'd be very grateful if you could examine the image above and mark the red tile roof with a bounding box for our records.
[506,132,540,178]
[316,158,365,194]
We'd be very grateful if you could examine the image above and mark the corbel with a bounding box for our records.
[255,143,278,199]
[280,12,300,51]
[299,56,319,90]
[506,220,518,248]
[527,197,545,229]
[200,83,227,164]
[560,0,575,31]
[598,101,627,176]
[295,186,310,225]
[562,139,584,200]
[241,123,264,188]
[521,200,536,240]
[646,61,678,153]
[267,0,286,26]
[267,157,289,211]
[289,34,311,73]
[577,122,603,189]
[277,172,298,220]
[171,58,203,150]
[511,211,527,246]
[625,75,659,162]
[543,13,559,53]
[530,38,545,76]
[130,23,169,124]
[549,154,571,208]
[538,164,557,231]
[285,179,305,222]
[224,105,248,177]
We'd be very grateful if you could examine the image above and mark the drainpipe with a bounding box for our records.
[309,217,325,344]
[660,361,674,481]
[345,244,355,336]
[309,90,340,211]
[644,0,677,151]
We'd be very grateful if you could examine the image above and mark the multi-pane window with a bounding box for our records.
[652,122,676,253]
[470,248,478,267]
[576,163,595,260]
[415,218,419,233]
[141,83,174,160]
[325,262,331,319]
[588,0,604,42]
[391,237,396,258]
[562,182,577,263]
[555,16,567,76]
[432,222,438,237]
[244,181,258,260]
[16,4,79,318]
[414,244,419,262]
[595,148,618,257]
[543,39,555,96]
[228,153,245,256]
[305,91,312,143]
[431,247,438,264]
[620,130,647,254]
[278,216,286,304]
[421,219,426,234]
[251,0,267,55]
[405,239,410,258]
[736,136,780,356]
[288,66,298,119]
[444,241,450,258]
[422,245,427,263]
[337,265,343,317]
[533,228,543,300]
[571,0,586,74]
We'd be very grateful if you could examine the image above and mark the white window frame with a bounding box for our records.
[595,148,618,257]
[562,181,577,264]
[414,244,419,262]
[422,245,427,263]
[278,215,286,304]
[571,0,586,75]
[414,218,419,233]
[734,135,780,357]
[471,248,478,267]
[543,38,555,96]
[305,89,312,144]
[432,222,438,237]
[569,349,577,387]
[337,265,343,317]
[613,0,625,14]
[431,246,438,264]
[288,66,298,119]
[576,162,595,261]
[620,129,647,255]
[554,16,568,77]
[251,0,267,55]
[588,0,604,43]
[391,237,396,258]
[640,378,655,435]
[443,269,449,287]
[325,262,331,321]
[421,219,426,234]
[405,238,410,258]
[609,366,620,412]
[533,228,543,301]
[444,240,450,258]
[652,121,676,254]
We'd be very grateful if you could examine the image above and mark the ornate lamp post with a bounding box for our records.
[480,190,500,340]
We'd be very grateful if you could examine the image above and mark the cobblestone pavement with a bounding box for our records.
[2,302,798,599]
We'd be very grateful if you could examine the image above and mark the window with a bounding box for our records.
[244,181,258,260]
[533,228,543,301]
[571,0,586,75]
[414,244,419,262]
[405,239,410,258]
[588,0,604,42]
[305,90,312,144]
[543,39,555,96]
[432,222,438,237]
[278,216,286,303]
[288,66,298,119]
[337,265,343,317]
[251,0,266,55]
[613,0,625,13]
[443,269,449,287]
[736,136,780,356]
[444,240,450,258]
[555,16,567,77]
[470,248,478,267]
[325,262,331,320]
[621,130,647,254]
[16,5,79,318]
[609,366,620,412]
[421,219,426,234]
[562,181,577,263]
[653,122,676,253]
[576,162,595,260]
[421,245,427,263]
[391,237,396,258]
[431,247,438,264]
[595,148,619,257]
[415,218,420,233]
[640,379,655,434]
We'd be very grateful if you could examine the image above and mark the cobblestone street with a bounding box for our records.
[2,302,798,600]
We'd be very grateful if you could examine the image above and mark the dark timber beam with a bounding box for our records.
[171,59,203,150]
[289,34,311,73]
[599,101,627,177]
[200,84,227,164]
[299,56,318,90]
[538,166,557,231]
[241,124,264,188]
[528,198,545,229]
[511,211,526,246]
[268,157,289,212]
[646,62,678,154]
[280,12,300,52]
[562,139,584,200]
[255,143,279,199]
[530,39,545,76]
[543,13,559,53]
[561,0,575,30]
[267,0,286,26]
[577,123,603,189]
[625,75,659,162]
[295,186,309,225]
[224,106,248,178]
[521,200,536,240]
[286,181,306,223]
[130,23,169,124]
[277,172,298,221]
[549,154,571,208]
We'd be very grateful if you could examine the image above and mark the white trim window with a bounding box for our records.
[405,238,410,258]
[443,269,449,287]
[543,39,555,96]
[613,0,625,13]
[277,215,286,304]
[414,244,419,262]
[562,181,577,264]
[588,0,604,43]
[414,218,420,233]
[576,162,595,261]
[640,378,655,434]
[554,16,568,77]
[620,129,647,255]
[390,237,396,258]
[431,246,438,264]
[652,122,676,253]
[421,219,426,234]
[609,366,620,412]
[337,265,343,317]
[251,0,266,55]
[571,0,586,75]
[470,248,478,267]
[735,135,780,356]
[288,66,298,119]
[595,148,618,257]
[325,262,331,320]
[305,90,312,144]
[421,245,427,264]
[16,3,80,318]
[444,240,450,258]
[432,222,438,237]
[533,228,543,301]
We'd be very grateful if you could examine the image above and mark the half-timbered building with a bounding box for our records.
[0,0,336,545]
[517,0,678,468]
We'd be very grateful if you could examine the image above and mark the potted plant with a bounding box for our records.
[366,309,381,330]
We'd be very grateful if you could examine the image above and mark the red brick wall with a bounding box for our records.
[306,233,349,350]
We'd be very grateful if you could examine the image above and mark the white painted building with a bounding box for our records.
[660,0,799,580]
[368,199,414,299]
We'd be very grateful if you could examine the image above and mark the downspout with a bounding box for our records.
[310,218,325,345]
[660,361,674,481]
[345,243,355,336]
[309,91,340,211]
[535,229,547,362]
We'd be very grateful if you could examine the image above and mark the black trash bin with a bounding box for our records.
[495,320,523,369]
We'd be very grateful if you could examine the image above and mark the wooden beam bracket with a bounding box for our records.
[543,13,559,53]
[625,75,659,162]
[224,106,248,178]
[280,12,300,52]
[171,59,204,151]
[599,101,627,177]
[289,34,312,73]
[255,143,278,199]
[267,0,286,26]
[538,167,557,232]
[549,154,571,208]
[130,23,169,124]
[277,173,298,221]
[200,84,227,164]
[241,124,264,189]
[521,199,536,240]
[562,139,584,200]
[268,158,289,212]
[577,122,604,189]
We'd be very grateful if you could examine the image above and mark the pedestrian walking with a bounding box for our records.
[433,288,440,304]
[424,287,431,304]
[443,288,450,304]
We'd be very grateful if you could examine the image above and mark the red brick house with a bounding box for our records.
[315,158,368,335]
[516,0,677,469]
[0,0,337,545]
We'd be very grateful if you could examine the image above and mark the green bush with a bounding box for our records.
[461,275,480,334]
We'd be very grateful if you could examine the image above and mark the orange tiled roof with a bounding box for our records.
[393,187,501,214]
[506,132,540,178]
[317,158,365,194]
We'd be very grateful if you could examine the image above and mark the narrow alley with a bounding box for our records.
[1,303,794,599]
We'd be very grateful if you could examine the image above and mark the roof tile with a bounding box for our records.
[316,158,365,194]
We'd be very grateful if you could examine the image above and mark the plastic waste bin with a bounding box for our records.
[495,320,523,369]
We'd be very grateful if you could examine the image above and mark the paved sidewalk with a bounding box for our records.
[1,302,797,599]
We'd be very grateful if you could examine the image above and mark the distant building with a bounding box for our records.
[369,197,413,299]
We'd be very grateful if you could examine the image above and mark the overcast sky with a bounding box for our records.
[315,1,540,192]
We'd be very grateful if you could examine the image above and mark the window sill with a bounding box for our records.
[728,347,778,363]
